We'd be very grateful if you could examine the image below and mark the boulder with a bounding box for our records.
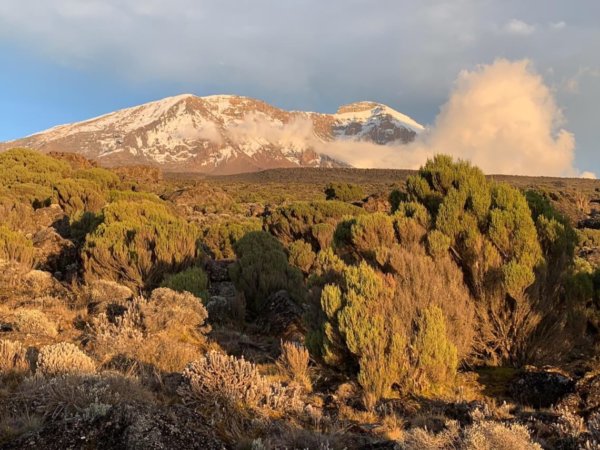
[509,367,575,408]
[256,290,304,340]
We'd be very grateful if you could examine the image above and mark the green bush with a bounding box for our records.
[265,200,365,248]
[160,266,209,300]
[0,225,35,267]
[54,178,107,216]
[334,212,396,264]
[201,218,262,260]
[107,190,163,203]
[73,168,120,189]
[288,240,316,274]
[229,231,305,315]
[413,306,458,393]
[324,182,365,202]
[0,148,71,187]
[82,200,201,291]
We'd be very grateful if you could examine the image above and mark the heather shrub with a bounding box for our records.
[310,245,475,401]
[0,148,71,187]
[265,200,364,247]
[0,226,34,267]
[82,200,201,290]
[36,342,96,377]
[324,182,364,202]
[0,340,29,375]
[160,266,208,300]
[179,351,301,412]
[53,178,107,215]
[2,183,52,209]
[106,189,163,203]
[334,212,395,264]
[310,222,336,249]
[73,167,120,189]
[406,155,545,364]
[0,195,35,231]
[201,218,262,259]
[12,309,58,337]
[288,240,316,274]
[413,306,458,393]
[229,231,304,315]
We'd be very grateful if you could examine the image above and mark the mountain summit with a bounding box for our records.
[0,94,423,174]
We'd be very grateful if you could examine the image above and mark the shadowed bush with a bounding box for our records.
[82,200,201,291]
[229,231,305,315]
[201,218,262,259]
[160,266,209,300]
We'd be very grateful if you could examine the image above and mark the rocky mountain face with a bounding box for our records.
[0,94,423,174]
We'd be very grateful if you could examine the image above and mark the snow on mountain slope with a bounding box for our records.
[1,95,423,174]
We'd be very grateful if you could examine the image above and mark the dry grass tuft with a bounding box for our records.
[276,341,312,392]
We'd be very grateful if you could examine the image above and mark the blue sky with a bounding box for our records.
[0,0,599,175]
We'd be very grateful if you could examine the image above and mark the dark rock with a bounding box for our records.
[255,290,304,340]
[205,259,234,283]
[0,404,226,450]
[509,367,575,408]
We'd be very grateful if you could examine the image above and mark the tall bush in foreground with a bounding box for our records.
[82,200,201,291]
[0,225,34,267]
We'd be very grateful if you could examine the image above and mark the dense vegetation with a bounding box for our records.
[1,148,600,448]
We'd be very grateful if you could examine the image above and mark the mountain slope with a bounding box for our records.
[0,94,423,174]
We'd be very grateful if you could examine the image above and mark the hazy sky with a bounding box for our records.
[0,1,598,174]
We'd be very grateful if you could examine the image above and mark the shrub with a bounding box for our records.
[73,168,120,189]
[0,195,35,232]
[160,266,209,300]
[462,421,542,450]
[107,189,163,203]
[310,223,336,249]
[179,351,301,412]
[335,212,396,264]
[143,288,210,339]
[265,200,364,248]
[82,200,201,291]
[277,341,312,391]
[0,226,34,267]
[201,218,262,259]
[87,289,209,373]
[413,306,458,393]
[0,339,29,375]
[324,182,365,202]
[0,148,71,187]
[12,309,58,337]
[406,155,546,364]
[229,231,305,315]
[16,373,153,420]
[310,246,475,401]
[36,343,96,377]
[53,178,107,215]
[288,240,316,274]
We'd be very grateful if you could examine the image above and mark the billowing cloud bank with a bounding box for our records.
[318,59,593,178]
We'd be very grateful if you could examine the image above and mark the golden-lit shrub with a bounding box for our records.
[54,178,107,216]
[73,168,120,189]
[265,200,365,248]
[11,309,58,337]
[36,343,96,377]
[462,421,542,450]
[0,148,71,187]
[288,240,316,274]
[0,226,34,267]
[324,182,365,202]
[82,200,201,290]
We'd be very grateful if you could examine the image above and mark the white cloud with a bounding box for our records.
[319,59,586,177]
[502,19,536,36]
[550,21,566,30]
[580,171,597,179]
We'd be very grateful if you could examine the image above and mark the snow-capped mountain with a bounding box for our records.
[0,94,423,174]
